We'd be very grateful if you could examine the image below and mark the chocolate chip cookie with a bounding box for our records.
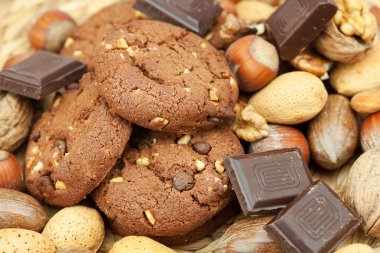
[93,20,239,133]
[25,73,132,207]
[60,0,145,68]
[92,127,243,237]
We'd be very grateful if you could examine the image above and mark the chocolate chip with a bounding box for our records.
[33,132,41,142]
[36,175,54,195]
[55,140,67,156]
[173,172,194,191]
[193,142,211,155]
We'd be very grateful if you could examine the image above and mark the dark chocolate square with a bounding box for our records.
[266,0,337,60]
[265,181,361,253]
[0,51,86,99]
[225,148,312,215]
[134,0,222,35]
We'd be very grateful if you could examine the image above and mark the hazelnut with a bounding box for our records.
[249,124,310,163]
[2,54,29,70]
[226,35,279,92]
[0,151,23,190]
[360,111,380,152]
[29,10,76,52]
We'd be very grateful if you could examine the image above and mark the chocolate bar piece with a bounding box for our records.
[0,51,86,99]
[134,0,222,35]
[225,148,312,215]
[266,0,337,60]
[265,181,361,253]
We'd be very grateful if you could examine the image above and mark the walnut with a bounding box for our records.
[0,92,33,152]
[290,49,331,77]
[344,149,380,237]
[231,101,269,142]
[314,0,377,63]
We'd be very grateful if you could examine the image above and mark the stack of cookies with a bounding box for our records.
[23,1,244,246]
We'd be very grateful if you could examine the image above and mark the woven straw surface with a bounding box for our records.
[1,0,380,252]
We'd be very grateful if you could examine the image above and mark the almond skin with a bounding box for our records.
[0,188,49,231]
[308,94,358,170]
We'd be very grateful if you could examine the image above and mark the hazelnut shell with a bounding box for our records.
[226,35,279,92]
[360,111,380,152]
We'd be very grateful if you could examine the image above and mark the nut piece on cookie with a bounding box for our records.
[136,157,150,167]
[144,210,157,226]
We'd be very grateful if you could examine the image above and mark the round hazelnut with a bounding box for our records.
[0,92,33,152]
[249,124,310,163]
[29,10,76,52]
[0,151,23,190]
[360,111,380,152]
[226,35,279,92]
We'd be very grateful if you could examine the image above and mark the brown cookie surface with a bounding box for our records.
[94,20,238,133]
[25,74,132,207]
[92,127,243,237]
[60,0,144,68]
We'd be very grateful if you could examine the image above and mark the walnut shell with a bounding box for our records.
[308,94,358,170]
[314,21,374,63]
[0,92,33,152]
[203,216,284,253]
[345,149,380,238]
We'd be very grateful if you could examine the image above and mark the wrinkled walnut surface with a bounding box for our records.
[0,92,33,152]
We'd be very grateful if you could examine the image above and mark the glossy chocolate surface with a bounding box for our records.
[134,0,222,35]
[266,0,337,60]
[0,51,86,99]
[225,148,312,215]
[265,181,361,253]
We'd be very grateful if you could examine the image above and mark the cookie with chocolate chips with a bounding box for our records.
[93,20,239,133]
[24,73,132,207]
[60,0,145,68]
[92,127,243,237]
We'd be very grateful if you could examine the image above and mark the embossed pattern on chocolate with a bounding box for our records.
[266,0,337,60]
[225,148,312,215]
[134,0,222,35]
[0,51,86,99]
[265,181,360,253]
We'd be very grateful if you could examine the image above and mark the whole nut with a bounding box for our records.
[249,124,310,163]
[0,228,56,253]
[308,95,358,170]
[42,206,105,251]
[236,1,275,21]
[110,236,176,253]
[249,71,328,125]
[330,41,380,96]
[0,92,33,152]
[0,188,49,231]
[0,151,23,190]
[360,112,380,151]
[207,216,283,252]
[29,10,76,52]
[226,35,279,92]
[345,149,380,237]
[351,86,380,114]
[335,244,374,253]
